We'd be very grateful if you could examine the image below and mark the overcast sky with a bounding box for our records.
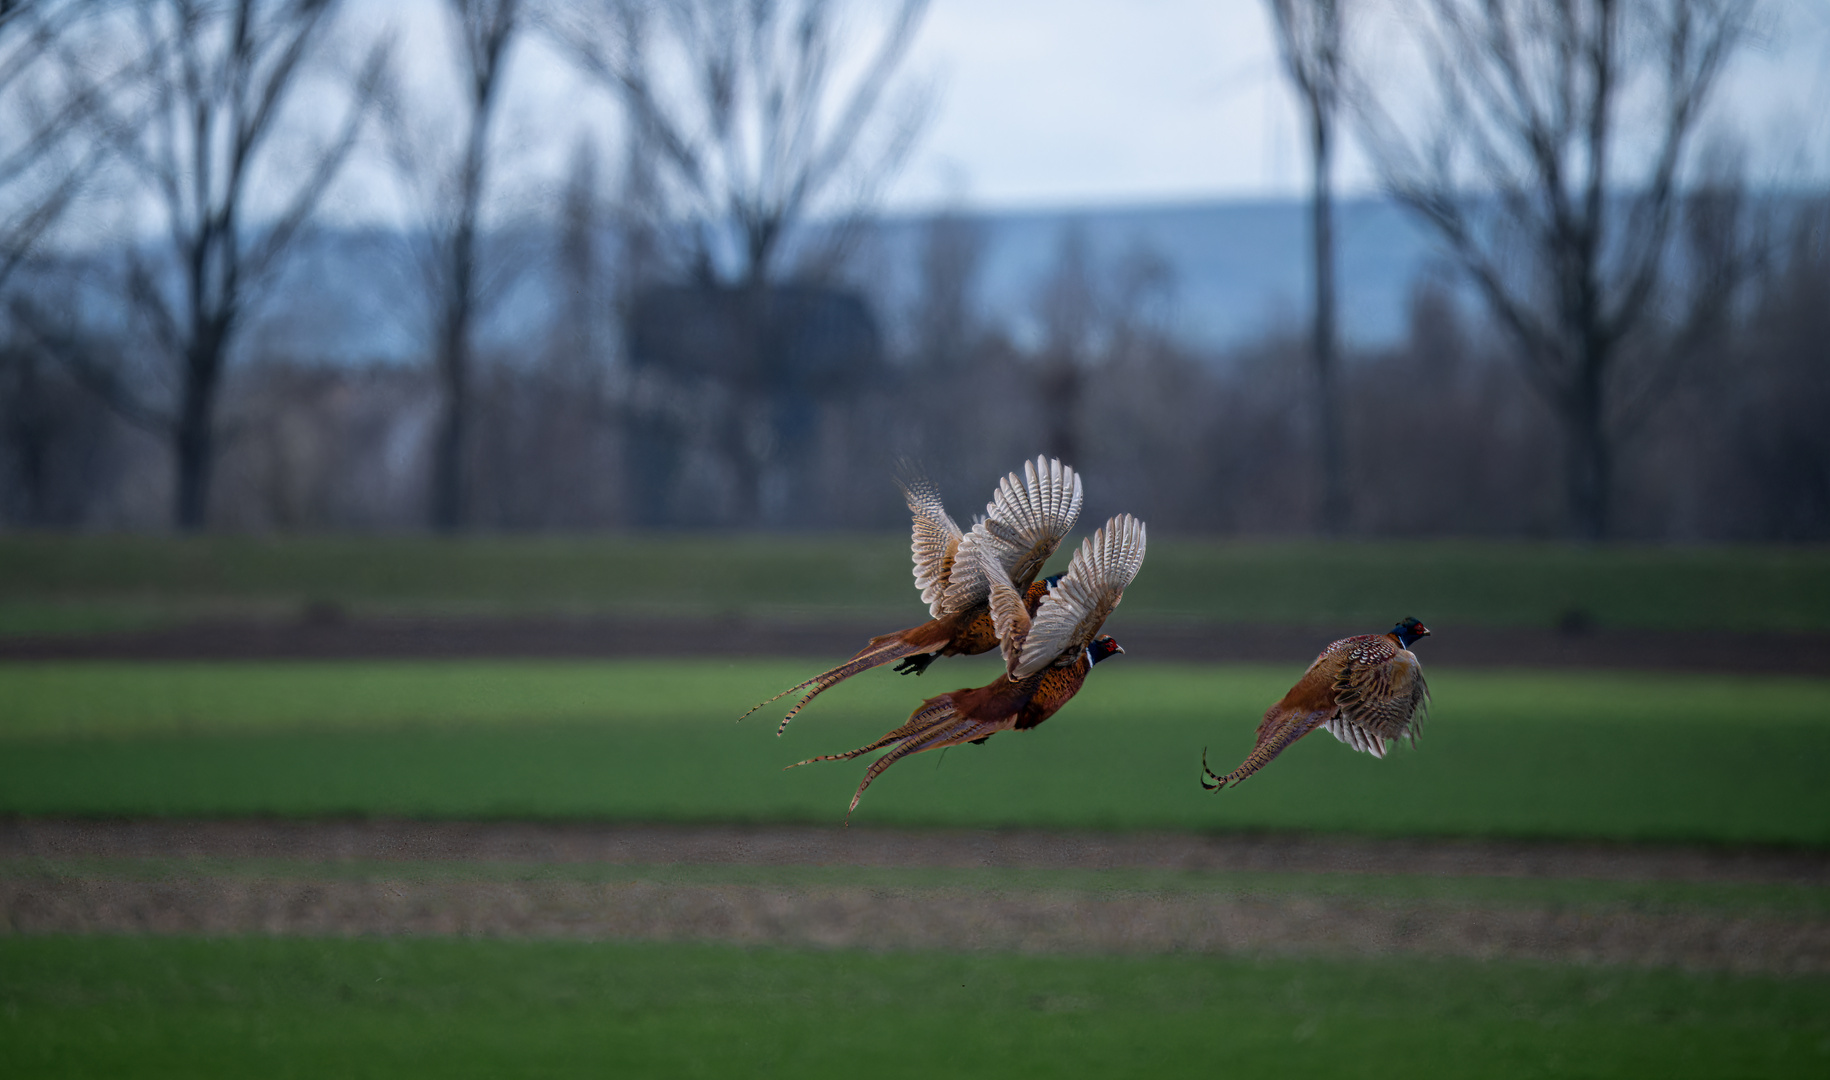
[900,0,1830,208]
[369,0,1830,216]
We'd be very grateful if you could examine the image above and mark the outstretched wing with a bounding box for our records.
[896,469,964,618]
[942,456,1083,613]
[1322,642,1430,759]
[973,540,1034,674]
[1010,514,1146,678]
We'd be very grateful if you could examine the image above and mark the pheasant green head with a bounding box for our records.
[1391,618,1430,648]
[1087,635,1124,665]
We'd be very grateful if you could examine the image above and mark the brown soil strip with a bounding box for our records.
[5,877,1824,975]
[2,616,1825,675]
[8,822,1824,972]
[6,819,1826,886]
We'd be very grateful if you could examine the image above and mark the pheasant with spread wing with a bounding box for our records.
[739,457,1083,734]
[793,514,1147,819]
[1201,618,1431,791]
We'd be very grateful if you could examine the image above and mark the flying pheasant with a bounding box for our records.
[1201,618,1431,791]
[792,514,1147,820]
[739,456,1083,734]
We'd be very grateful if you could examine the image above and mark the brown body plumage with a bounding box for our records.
[740,456,1083,734]
[1202,619,1431,790]
[795,514,1148,819]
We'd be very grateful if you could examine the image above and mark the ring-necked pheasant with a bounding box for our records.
[739,456,1083,734]
[1201,618,1431,791]
[792,514,1147,820]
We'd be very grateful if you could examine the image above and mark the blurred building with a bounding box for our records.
[625,284,882,529]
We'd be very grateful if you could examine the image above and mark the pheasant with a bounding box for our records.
[792,514,1147,820]
[739,456,1083,734]
[1201,618,1431,791]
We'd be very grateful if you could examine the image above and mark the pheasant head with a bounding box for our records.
[1087,635,1124,665]
[1391,618,1430,648]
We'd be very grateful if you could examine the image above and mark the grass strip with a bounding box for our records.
[0,660,1825,846]
[2,936,1826,1079]
[4,658,1826,740]
[5,534,1829,632]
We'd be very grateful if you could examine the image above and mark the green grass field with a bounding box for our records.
[3,937,1825,1080]
[4,659,1826,844]
[4,533,1828,633]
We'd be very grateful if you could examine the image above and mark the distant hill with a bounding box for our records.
[21,198,1442,366]
[875,197,1440,350]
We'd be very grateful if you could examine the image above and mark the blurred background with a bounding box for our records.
[2,1,1829,1077]
[0,0,1825,540]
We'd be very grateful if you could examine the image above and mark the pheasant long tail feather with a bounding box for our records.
[1201,708,1330,791]
[788,696,995,822]
[737,637,932,734]
[841,713,996,822]
[786,696,960,769]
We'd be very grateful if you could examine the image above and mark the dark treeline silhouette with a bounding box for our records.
[3,197,1826,540]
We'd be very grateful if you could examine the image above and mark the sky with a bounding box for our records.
[895,0,1830,210]
[71,0,1830,240]
[368,0,1830,217]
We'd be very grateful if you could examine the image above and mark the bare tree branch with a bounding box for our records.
[1265,0,1349,533]
[1356,0,1756,539]
[545,0,931,287]
[0,2,137,289]
[379,0,522,531]
[69,0,387,529]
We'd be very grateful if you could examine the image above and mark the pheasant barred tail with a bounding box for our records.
[1202,707,1330,790]
[738,636,931,734]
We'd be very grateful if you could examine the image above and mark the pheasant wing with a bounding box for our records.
[1322,641,1430,758]
[897,469,964,618]
[1011,514,1146,679]
[971,539,1034,675]
[942,457,1083,613]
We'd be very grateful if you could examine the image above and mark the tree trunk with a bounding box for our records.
[431,77,489,533]
[1565,345,1610,541]
[431,308,470,532]
[9,347,51,525]
[1040,357,1082,467]
[1310,106,1346,534]
[727,284,769,527]
[174,343,220,531]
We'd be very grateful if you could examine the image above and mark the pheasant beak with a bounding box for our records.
[1415,624,1431,638]
[1113,644,1125,654]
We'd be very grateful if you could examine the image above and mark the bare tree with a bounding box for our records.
[52,0,387,530]
[382,0,521,531]
[1265,0,1348,533]
[0,4,124,525]
[547,0,931,288]
[548,0,928,528]
[0,1,76,285]
[0,2,131,289]
[1359,0,1756,539]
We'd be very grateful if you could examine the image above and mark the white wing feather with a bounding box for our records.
[942,456,1083,614]
[898,472,964,618]
[1013,515,1147,678]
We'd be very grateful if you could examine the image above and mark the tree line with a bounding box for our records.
[0,0,1823,539]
